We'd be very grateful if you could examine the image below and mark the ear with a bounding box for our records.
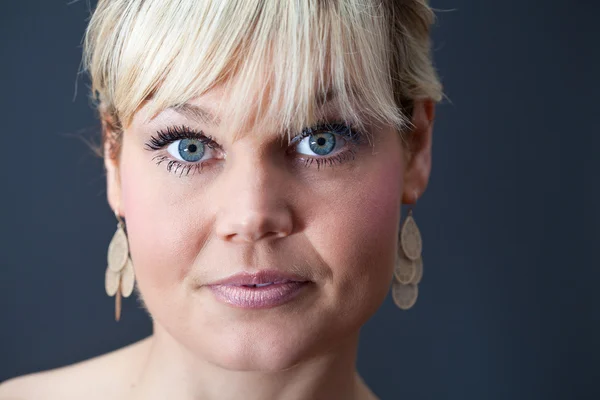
[402,99,435,204]
[104,142,122,216]
[101,113,123,216]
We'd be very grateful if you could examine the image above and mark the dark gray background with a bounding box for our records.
[1,1,598,399]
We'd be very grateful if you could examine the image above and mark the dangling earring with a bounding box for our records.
[104,211,135,321]
[392,204,424,310]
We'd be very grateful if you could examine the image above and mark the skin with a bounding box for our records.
[0,85,434,400]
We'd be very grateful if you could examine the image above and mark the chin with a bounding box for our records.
[149,285,365,372]
[200,320,324,372]
[210,348,305,372]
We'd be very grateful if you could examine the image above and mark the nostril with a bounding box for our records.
[216,211,293,243]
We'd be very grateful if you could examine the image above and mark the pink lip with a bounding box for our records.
[206,270,312,309]
[207,270,310,286]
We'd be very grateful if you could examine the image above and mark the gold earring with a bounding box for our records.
[392,208,423,310]
[104,211,135,321]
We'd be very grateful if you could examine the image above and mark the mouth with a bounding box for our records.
[207,269,311,287]
[240,282,290,288]
[206,270,312,309]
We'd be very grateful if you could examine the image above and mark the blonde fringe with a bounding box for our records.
[83,0,442,145]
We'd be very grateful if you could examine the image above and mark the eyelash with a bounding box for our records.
[144,122,364,176]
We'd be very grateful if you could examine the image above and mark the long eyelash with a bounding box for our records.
[292,120,365,169]
[146,125,217,177]
[301,149,358,170]
[145,125,217,151]
[146,121,365,176]
[293,120,365,146]
[152,155,206,177]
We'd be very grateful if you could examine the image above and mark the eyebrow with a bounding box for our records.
[170,103,221,126]
[169,89,339,127]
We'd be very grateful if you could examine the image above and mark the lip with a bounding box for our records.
[206,269,312,309]
[207,269,311,286]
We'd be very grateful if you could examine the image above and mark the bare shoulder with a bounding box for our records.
[0,336,152,400]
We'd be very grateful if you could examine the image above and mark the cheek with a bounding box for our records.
[117,145,209,297]
[302,147,404,316]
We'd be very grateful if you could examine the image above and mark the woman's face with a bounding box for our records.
[106,85,432,371]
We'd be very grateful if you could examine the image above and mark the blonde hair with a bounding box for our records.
[83,0,442,156]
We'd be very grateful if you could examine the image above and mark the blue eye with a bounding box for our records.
[296,129,346,157]
[167,138,205,162]
[308,133,336,155]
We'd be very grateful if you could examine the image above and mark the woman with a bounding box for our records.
[0,0,442,399]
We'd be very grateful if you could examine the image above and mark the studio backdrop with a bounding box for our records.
[1,1,598,399]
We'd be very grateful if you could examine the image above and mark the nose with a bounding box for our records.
[214,153,294,243]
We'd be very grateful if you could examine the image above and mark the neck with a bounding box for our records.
[129,323,377,400]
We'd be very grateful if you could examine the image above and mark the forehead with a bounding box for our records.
[139,83,346,140]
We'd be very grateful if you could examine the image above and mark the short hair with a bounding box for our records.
[83,0,442,156]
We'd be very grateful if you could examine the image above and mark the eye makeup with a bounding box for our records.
[145,125,219,152]
[144,120,369,177]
